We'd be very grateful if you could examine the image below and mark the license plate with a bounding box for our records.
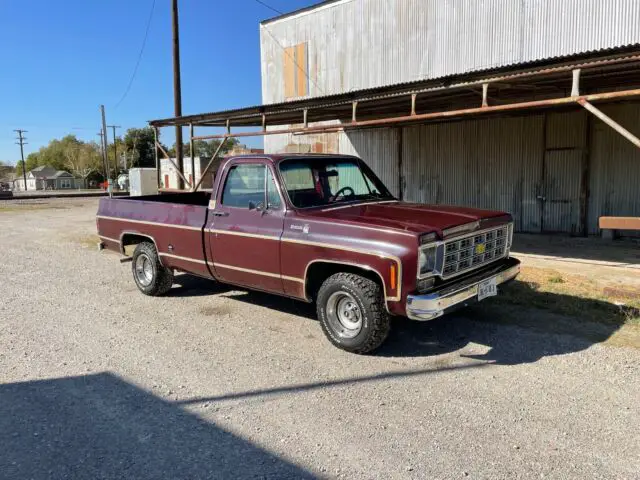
[478,277,497,301]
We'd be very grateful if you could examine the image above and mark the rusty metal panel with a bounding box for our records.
[260,0,640,104]
[588,102,640,235]
[400,114,544,233]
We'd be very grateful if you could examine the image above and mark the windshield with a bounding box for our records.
[278,157,394,209]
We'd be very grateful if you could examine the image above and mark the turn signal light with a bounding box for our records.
[390,264,397,290]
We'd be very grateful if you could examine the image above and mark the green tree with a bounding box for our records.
[169,138,239,157]
[123,127,160,168]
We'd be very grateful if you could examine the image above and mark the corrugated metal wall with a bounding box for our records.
[339,129,399,197]
[400,115,545,233]
[260,0,640,103]
[266,103,640,236]
[588,102,640,234]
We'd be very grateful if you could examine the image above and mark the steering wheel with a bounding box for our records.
[332,186,355,201]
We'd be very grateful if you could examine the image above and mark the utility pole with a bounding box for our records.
[100,105,112,198]
[172,0,184,189]
[14,129,28,191]
[97,129,109,185]
[108,125,121,175]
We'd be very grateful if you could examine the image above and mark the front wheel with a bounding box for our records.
[131,242,174,296]
[316,272,391,354]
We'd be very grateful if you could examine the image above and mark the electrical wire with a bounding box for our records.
[254,0,283,15]
[114,0,156,109]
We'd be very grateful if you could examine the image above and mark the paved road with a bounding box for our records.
[1,198,638,479]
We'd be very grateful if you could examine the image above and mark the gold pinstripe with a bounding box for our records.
[97,215,202,231]
[98,235,120,244]
[158,252,208,265]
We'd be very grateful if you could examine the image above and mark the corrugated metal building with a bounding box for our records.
[259,0,640,235]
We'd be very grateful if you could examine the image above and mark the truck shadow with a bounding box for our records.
[0,372,314,479]
[170,275,629,365]
[378,292,629,364]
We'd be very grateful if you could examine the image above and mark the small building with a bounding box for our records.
[13,166,80,191]
[224,144,265,156]
[160,157,221,190]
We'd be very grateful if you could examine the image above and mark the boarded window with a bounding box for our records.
[283,43,308,99]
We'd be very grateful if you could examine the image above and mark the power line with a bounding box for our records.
[254,0,283,15]
[114,0,156,109]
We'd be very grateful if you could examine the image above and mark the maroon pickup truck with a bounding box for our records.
[97,154,520,353]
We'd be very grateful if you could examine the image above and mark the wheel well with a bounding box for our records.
[305,262,383,302]
[120,233,156,256]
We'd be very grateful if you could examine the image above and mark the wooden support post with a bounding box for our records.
[579,99,640,149]
[482,83,489,108]
[154,127,161,190]
[571,69,581,97]
[189,123,195,187]
[352,101,358,123]
[397,127,403,200]
[411,93,417,116]
[261,114,266,132]
[192,137,227,192]
[303,109,308,128]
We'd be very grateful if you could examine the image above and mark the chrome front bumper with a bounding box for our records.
[406,259,521,321]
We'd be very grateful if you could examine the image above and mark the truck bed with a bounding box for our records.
[127,191,211,206]
[96,193,212,278]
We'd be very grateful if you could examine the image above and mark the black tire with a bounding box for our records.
[131,242,174,296]
[316,272,390,354]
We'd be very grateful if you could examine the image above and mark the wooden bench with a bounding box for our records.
[599,216,640,239]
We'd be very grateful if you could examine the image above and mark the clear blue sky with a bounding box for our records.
[0,0,317,164]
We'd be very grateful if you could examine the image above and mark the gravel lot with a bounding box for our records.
[1,198,638,479]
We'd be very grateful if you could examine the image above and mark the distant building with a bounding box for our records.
[13,166,80,191]
[224,144,265,156]
[159,157,222,190]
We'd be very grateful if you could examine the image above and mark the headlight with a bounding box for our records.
[419,245,437,276]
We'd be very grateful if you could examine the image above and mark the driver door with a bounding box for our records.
[207,160,285,293]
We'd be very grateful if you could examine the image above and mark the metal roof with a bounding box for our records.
[150,50,640,129]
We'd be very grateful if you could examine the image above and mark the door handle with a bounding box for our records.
[536,196,546,201]
[211,211,229,217]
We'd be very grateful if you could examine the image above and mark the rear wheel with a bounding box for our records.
[131,242,174,296]
[316,272,390,354]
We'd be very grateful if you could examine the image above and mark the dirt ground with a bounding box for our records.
[1,197,639,479]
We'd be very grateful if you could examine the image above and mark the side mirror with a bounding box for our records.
[249,201,266,212]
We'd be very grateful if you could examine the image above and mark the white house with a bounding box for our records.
[13,166,79,191]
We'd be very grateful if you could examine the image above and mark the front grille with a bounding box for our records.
[442,224,510,278]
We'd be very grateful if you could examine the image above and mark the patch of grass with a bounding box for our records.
[73,234,101,248]
[547,274,565,284]
[0,203,69,212]
[493,266,640,326]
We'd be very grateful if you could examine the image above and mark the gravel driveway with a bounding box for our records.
[1,198,638,479]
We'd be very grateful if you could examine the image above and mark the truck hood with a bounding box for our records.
[303,201,510,237]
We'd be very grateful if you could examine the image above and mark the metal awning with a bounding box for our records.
[150,50,640,136]
[149,50,640,192]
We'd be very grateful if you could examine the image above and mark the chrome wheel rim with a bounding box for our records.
[326,291,362,339]
[135,253,153,287]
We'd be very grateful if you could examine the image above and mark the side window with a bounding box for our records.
[221,164,265,208]
[266,169,281,209]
